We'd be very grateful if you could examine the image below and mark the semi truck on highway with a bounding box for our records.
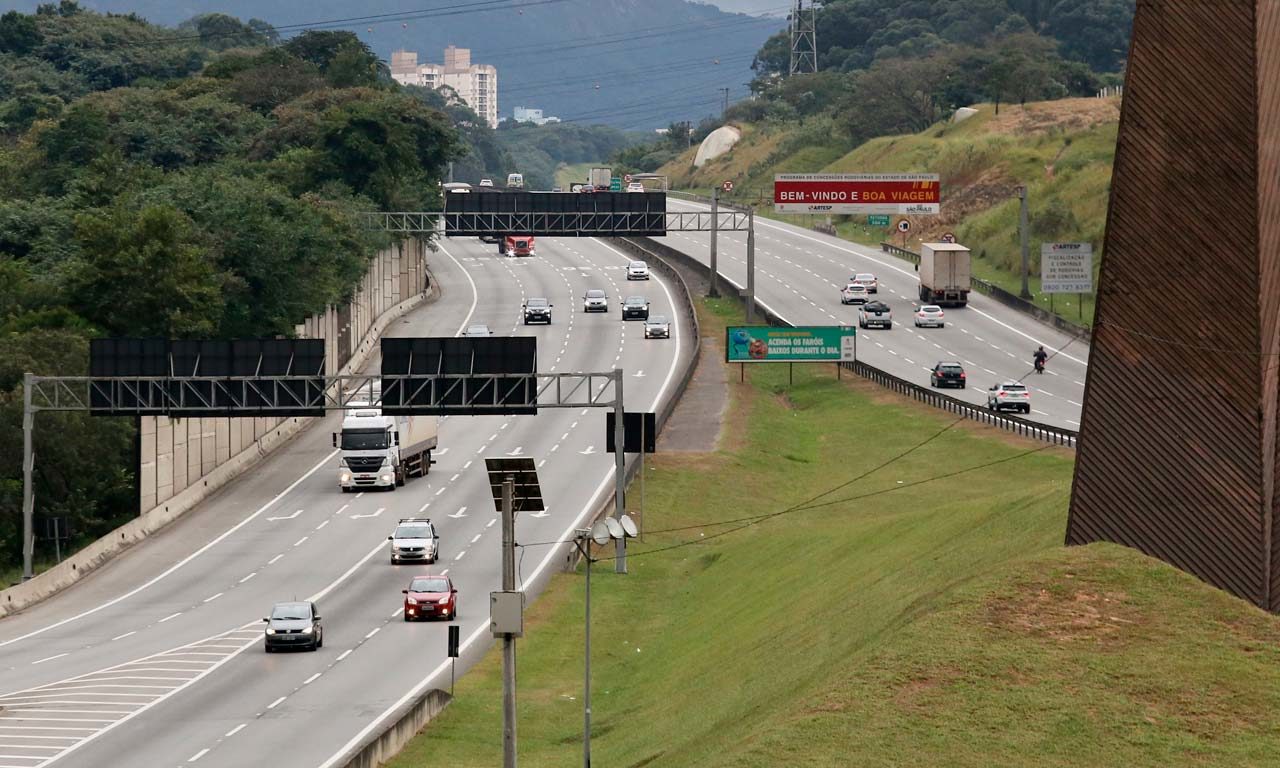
[918,242,971,307]
[498,235,536,256]
[335,405,437,492]
[589,167,612,189]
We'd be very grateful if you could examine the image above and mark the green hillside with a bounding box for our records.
[660,98,1119,324]
[387,298,1280,767]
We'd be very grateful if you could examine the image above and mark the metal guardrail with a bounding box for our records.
[845,360,1077,448]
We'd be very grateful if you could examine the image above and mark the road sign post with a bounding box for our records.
[709,187,719,298]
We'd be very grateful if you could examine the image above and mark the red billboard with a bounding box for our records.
[774,173,940,215]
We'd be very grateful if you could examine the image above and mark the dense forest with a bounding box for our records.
[0,2,469,578]
[613,0,1134,174]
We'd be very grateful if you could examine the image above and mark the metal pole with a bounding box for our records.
[23,372,35,581]
[583,538,592,768]
[709,187,720,298]
[502,477,517,768]
[613,370,626,574]
[1018,186,1032,299]
[639,419,646,538]
[746,209,756,324]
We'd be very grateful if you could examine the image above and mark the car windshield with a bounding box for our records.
[586,290,605,298]
[395,524,432,539]
[647,316,668,325]
[845,284,863,291]
[410,578,449,593]
[630,261,646,269]
[527,298,548,307]
[856,274,875,281]
[271,604,309,620]
[939,365,963,373]
[626,297,646,305]
[340,428,387,450]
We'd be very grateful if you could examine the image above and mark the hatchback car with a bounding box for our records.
[583,289,608,312]
[402,575,457,622]
[622,296,650,320]
[840,284,869,305]
[930,361,966,389]
[644,315,670,339]
[627,260,650,280]
[264,601,323,652]
[851,273,879,293]
[388,518,439,564]
[858,301,892,329]
[914,305,946,328]
[626,182,645,193]
[523,297,552,324]
[479,179,494,187]
[464,324,492,337]
[987,382,1031,413]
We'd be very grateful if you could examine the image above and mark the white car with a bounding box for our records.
[626,182,645,193]
[478,179,494,187]
[914,305,945,328]
[388,518,439,565]
[627,261,650,280]
[987,382,1031,414]
[464,324,492,337]
[840,283,869,305]
[583,289,608,312]
[851,273,878,293]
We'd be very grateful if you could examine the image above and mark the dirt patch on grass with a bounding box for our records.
[985,583,1142,647]
[981,98,1121,137]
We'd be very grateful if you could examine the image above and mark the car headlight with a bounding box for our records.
[438,596,451,604]
[299,625,314,634]
[406,597,418,605]
[266,628,276,635]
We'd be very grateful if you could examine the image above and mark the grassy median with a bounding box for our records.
[388,299,1280,767]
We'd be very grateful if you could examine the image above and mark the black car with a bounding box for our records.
[264,601,323,652]
[930,361,966,389]
[523,297,552,324]
[622,296,650,320]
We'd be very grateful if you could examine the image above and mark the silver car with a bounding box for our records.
[840,283,869,305]
[583,289,608,312]
[644,315,670,339]
[627,261,650,280]
[914,305,945,328]
[388,518,439,564]
[263,601,323,652]
[987,382,1031,414]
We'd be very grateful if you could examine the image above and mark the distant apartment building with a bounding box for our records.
[390,46,498,129]
[512,106,560,126]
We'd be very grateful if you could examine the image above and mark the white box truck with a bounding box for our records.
[918,243,971,307]
[589,167,612,189]
[334,405,438,492]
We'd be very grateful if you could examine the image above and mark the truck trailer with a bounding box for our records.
[589,167,612,189]
[335,407,438,492]
[918,243,972,307]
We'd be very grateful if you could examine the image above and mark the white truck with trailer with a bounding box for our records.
[589,167,612,189]
[335,406,438,492]
[918,243,971,307]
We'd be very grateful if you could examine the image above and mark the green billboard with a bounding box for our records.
[867,214,891,227]
[726,326,856,363]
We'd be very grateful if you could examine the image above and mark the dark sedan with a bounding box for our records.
[264,601,323,652]
[622,296,650,320]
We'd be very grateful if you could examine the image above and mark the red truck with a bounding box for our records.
[499,235,536,257]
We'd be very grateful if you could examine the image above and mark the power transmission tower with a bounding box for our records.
[719,87,730,118]
[789,0,817,76]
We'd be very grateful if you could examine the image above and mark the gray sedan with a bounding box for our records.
[644,315,670,339]
[264,601,324,652]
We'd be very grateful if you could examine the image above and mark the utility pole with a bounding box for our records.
[1017,185,1032,299]
[719,87,730,118]
[745,209,757,323]
[501,477,517,768]
[22,372,34,581]
[576,530,593,768]
[612,370,626,574]
[709,186,720,298]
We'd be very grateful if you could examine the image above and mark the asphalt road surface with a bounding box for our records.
[666,198,1089,429]
[0,236,688,768]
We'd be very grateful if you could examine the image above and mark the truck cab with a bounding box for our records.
[336,408,398,491]
[506,173,524,189]
[501,235,535,257]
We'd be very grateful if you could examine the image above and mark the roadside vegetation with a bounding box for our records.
[388,297,1280,766]
[0,3,467,579]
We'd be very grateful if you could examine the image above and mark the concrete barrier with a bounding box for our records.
[1,244,436,619]
[335,689,452,768]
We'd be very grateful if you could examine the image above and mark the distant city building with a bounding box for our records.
[513,106,560,125]
[391,46,498,129]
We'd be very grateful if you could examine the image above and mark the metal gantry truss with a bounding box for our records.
[365,211,752,234]
[789,0,818,76]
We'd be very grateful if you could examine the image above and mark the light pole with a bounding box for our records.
[1017,185,1032,299]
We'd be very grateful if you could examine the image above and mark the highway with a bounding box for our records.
[666,198,1090,429]
[0,236,688,767]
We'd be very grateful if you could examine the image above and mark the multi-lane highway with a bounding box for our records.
[0,237,688,767]
[667,198,1089,429]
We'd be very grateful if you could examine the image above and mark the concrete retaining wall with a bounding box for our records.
[1,239,431,619]
[336,689,452,768]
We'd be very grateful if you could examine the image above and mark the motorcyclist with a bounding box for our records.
[1033,346,1048,373]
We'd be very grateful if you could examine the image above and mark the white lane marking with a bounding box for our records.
[225,724,246,738]
[463,460,473,469]
[580,446,596,455]
[267,696,286,710]
[418,502,431,513]
[435,488,446,496]
[364,628,380,640]
[303,673,321,685]
[293,537,308,547]
[31,654,68,666]
[470,534,482,544]
[336,504,350,515]
[391,607,404,618]
[238,573,256,584]
[337,650,352,662]
[111,632,136,642]
[538,459,547,468]
[507,446,524,456]
[158,612,182,624]
[454,551,467,562]
[449,507,468,519]
[266,509,302,522]
[315,520,329,531]
[189,747,210,762]
[487,518,497,528]
[449,474,460,482]
[268,555,283,565]
[0,449,340,648]
[350,507,385,519]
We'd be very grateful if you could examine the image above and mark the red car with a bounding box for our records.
[402,575,457,622]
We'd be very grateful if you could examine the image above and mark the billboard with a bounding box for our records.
[774,174,940,215]
[725,326,855,363]
[1040,242,1094,293]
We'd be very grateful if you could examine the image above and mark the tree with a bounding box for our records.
[177,13,271,52]
[0,11,41,55]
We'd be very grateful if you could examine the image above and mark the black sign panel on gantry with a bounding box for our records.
[89,338,168,412]
[443,191,666,237]
[605,411,657,454]
[380,337,538,416]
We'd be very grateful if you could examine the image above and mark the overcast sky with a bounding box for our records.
[707,0,789,16]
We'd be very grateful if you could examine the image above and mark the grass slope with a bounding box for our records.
[388,299,1280,767]
[661,98,1120,324]
[554,162,595,190]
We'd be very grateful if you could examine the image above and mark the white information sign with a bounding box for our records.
[1041,243,1094,293]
